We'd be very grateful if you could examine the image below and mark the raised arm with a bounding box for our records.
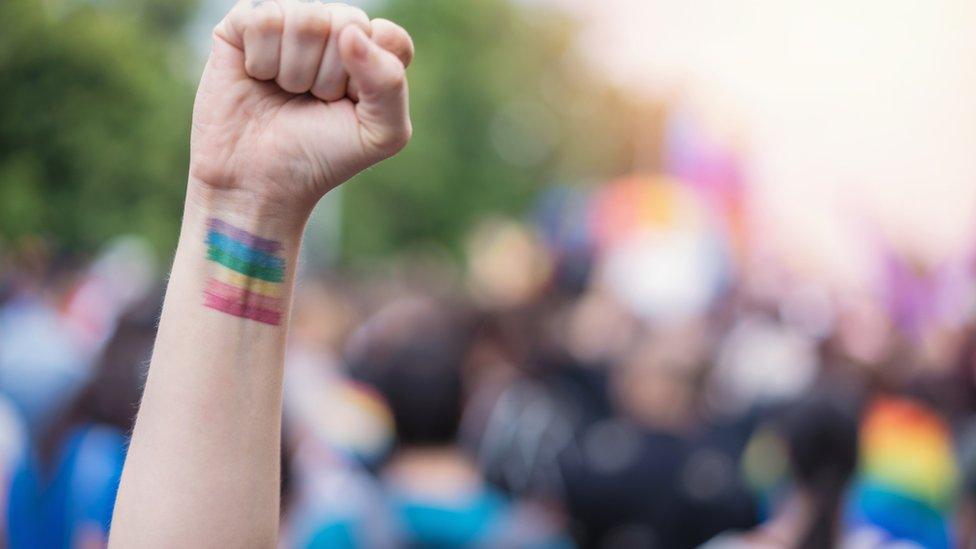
[109,2,413,546]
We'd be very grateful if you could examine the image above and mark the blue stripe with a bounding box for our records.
[207,230,285,269]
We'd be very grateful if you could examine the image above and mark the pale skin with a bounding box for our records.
[108,1,413,546]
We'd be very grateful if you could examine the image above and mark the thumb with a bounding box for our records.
[339,25,412,155]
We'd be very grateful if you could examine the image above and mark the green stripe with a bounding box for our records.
[207,248,284,282]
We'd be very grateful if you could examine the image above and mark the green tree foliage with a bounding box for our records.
[0,0,195,255]
[341,0,649,258]
[0,0,650,261]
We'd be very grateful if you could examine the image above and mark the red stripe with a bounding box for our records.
[204,278,283,312]
[203,292,282,325]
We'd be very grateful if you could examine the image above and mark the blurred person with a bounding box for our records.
[958,420,976,548]
[0,251,91,435]
[0,394,27,545]
[62,0,976,547]
[292,296,570,547]
[705,312,819,419]
[6,292,159,548]
[109,1,417,545]
[954,331,976,547]
[465,217,554,311]
[459,287,625,505]
[0,238,156,450]
[283,277,391,464]
[560,332,758,548]
[701,397,859,549]
[281,279,396,546]
[59,237,159,353]
[456,219,601,504]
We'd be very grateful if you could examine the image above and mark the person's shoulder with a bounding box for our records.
[506,508,574,548]
[61,423,128,508]
[69,424,127,466]
[289,466,396,548]
[486,496,574,549]
[842,524,928,549]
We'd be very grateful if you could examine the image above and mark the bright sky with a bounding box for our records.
[556,0,976,287]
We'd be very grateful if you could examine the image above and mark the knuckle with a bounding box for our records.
[333,5,370,30]
[279,81,307,94]
[248,9,284,36]
[292,13,330,38]
[345,6,370,22]
[213,12,242,43]
[373,18,406,39]
[275,72,296,90]
[371,19,413,64]
[309,82,345,101]
[245,59,273,79]
[352,8,371,25]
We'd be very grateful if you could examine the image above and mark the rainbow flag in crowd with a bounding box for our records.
[851,396,958,549]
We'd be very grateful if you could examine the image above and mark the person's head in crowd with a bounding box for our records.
[302,295,570,549]
[344,296,471,450]
[705,395,858,549]
[611,327,707,432]
[781,396,859,549]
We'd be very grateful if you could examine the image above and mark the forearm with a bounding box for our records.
[109,0,412,542]
[110,182,307,548]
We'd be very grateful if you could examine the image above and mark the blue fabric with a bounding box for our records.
[65,425,127,538]
[393,489,508,547]
[7,457,42,548]
[5,425,127,548]
[850,481,951,549]
[299,484,572,549]
[305,519,359,548]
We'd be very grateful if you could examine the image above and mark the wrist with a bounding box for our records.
[178,177,305,328]
[185,177,312,241]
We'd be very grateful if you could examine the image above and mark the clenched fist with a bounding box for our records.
[189,0,413,216]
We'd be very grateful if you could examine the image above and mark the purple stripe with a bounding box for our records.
[207,218,282,254]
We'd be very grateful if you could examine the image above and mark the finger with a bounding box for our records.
[217,0,285,81]
[276,0,331,93]
[214,0,250,48]
[347,18,413,101]
[311,4,370,101]
[339,25,411,154]
[370,18,414,68]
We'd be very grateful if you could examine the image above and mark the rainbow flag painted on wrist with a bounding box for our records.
[203,218,285,325]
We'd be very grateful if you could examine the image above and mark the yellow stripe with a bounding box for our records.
[212,265,282,298]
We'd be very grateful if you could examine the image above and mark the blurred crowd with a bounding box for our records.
[3,165,976,548]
